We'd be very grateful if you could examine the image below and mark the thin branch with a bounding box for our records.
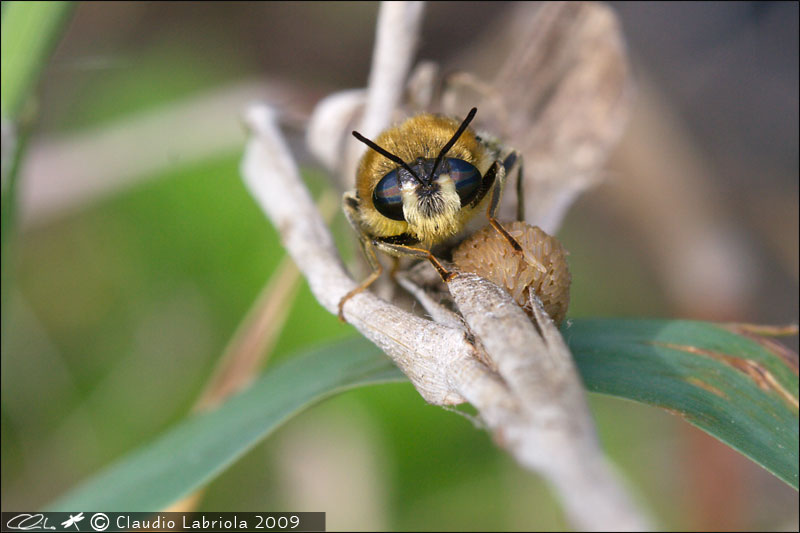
[450,276,649,530]
[194,255,300,411]
[345,1,425,179]
[360,1,425,140]
[308,1,425,186]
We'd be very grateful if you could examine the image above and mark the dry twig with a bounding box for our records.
[443,2,634,233]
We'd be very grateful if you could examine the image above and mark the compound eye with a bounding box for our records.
[373,169,406,221]
[447,158,481,206]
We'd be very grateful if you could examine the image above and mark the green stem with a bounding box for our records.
[1,1,74,325]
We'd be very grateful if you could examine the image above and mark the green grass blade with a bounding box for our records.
[565,319,798,489]
[1,1,73,322]
[1,1,73,118]
[47,338,404,511]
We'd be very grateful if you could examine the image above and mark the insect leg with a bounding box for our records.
[338,191,384,322]
[388,256,402,280]
[338,237,383,322]
[375,240,455,283]
[484,162,524,253]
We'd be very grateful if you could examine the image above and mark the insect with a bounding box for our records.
[452,221,571,326]
[338,107,524,320]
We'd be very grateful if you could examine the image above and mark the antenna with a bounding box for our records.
[428,107,477,183]
[352,131,422,183]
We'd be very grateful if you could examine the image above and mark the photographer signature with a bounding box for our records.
[5,513,56,530]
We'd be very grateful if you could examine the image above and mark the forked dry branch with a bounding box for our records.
[242,2,649,530]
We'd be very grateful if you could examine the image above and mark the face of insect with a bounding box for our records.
[337,107,522,322]
[351,108,497,246]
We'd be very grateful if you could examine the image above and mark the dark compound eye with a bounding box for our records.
[373,169,405,221]
[446,158,481,206]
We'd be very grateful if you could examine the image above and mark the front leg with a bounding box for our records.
[374,238,455,282]
[338,236,454,321]
[338,238,385,322]
[339,192,455,321]
[338,191,385,322]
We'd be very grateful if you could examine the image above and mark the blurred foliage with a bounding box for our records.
[48,41,248,133]
[1,1,73,118]
[47,338,405,512]
[1,0,74,329]
[2,2,797,532]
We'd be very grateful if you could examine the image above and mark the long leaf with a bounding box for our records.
[565,319,798,489]
[48,338,404,511]
[48,319,798,511]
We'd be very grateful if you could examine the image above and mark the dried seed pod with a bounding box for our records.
[452,221,571,326]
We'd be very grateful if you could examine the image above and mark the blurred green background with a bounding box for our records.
[2,2,797,530]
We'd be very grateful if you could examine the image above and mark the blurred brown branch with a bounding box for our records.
[441,1,634,234]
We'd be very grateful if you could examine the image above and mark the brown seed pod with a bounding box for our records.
[452,221,571,326]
